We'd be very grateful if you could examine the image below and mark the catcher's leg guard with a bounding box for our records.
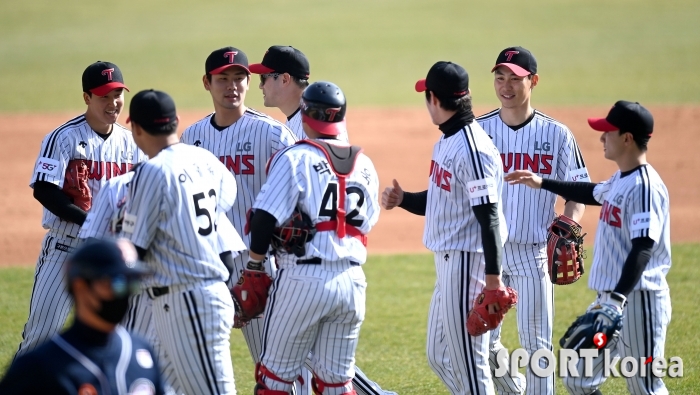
[255,362,294,394]
[311,376,356,395]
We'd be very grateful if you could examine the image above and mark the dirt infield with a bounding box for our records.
[1,106,698,266]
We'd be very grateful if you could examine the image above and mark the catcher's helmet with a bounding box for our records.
[66,238,148,297]
[301,81,346,136]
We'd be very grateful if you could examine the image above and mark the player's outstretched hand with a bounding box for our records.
[504,170,543,189]
[381,179,404,210]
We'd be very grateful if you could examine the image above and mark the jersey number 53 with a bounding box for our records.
[193,190,217,236]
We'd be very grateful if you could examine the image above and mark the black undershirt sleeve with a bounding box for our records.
[33,181,88,225]
[540,179,601,206]
[219,251,234,282]
[136,246,147,261]
[398,190,428,216]
[613,237,655,297]
[472,203,502,276]
[249,209,278,256]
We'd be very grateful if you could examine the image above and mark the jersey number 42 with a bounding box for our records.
[319,182,364,226]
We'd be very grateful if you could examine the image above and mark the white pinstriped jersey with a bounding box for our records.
[79,171,243,256]
[589,164,671,291]
[29,115,145,237]
[253,141,380,267]
[180,109,297,248]
[286,107,350,142]
[477,110,589,244]
[79,171,134,239]
[124,144,239,287]
[424,122,507,252]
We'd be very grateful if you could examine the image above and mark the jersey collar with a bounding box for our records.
[439,109,475,137]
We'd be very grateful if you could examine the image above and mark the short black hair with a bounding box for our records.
[138,119,179,136]
[620,130,650,152]
[425,90,473,113]
[292,76,309,89]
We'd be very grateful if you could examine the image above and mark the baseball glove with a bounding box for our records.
[547,215,586,285]
[271,209,316,258]
[230,260,273,323]
[560,300,624,351]
[467,286,518,336]
[63,160,92,211]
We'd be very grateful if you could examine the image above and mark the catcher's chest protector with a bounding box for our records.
[296,140,363,238]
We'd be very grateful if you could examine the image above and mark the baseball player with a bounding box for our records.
[250,45,349,142]
[0,238,166,395]
[123,89,241,395]
[476,46,589,395]
[506,101,672,395]
[19,61,144,358]
[250,44,396,395]
[179,45,298,366]
[239,80,380,395]
[382,61,512,394]
[79,165,244,394]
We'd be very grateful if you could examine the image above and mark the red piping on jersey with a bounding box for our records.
[315,221,368,246]
[296,139,366,244]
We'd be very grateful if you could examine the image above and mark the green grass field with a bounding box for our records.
[1,0,699,112]
[1,244,697,394]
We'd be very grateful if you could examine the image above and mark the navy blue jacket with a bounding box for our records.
[0,320,165,395]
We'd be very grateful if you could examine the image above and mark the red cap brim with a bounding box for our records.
[90,83,129,96]
[491,63,531,77]
[249,63,275,74]
[415,79,427,92]
[588,117,618,132]
[209,64,250,75]
[302,114,345,136]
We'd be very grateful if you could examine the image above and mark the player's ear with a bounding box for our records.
[202,74,211,91]
[282,73,291,86]
[83,92,91,105]
[530,74,539,89]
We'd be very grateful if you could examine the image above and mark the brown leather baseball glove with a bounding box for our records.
[467,286,518,336]
[547,215,586,285]
[63,160,92,211]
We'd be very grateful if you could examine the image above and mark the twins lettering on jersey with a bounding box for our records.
[72,159,136,180]
[220,155,255,175]
[600,200,622,228]
[429,159,452,192]
[500,152,553,174]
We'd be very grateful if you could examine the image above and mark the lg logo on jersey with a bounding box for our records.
[236,141,252,152]
[494,348,683,379]
[534,141,551,152]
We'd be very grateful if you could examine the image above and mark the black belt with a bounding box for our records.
[148,286,169,298]
[297,257,360,266]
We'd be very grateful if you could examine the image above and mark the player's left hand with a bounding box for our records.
[230,260,273,324]
[466,286,518,336]
[504,170,543,189]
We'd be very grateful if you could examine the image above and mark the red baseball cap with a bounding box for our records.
[205,47,250,75]
[82,61,129,96]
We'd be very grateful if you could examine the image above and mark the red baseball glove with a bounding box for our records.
[230,261,272,324]
[63,160,92,211]
[467,286,518,336]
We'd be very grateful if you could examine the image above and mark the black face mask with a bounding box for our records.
[95,295,130,324]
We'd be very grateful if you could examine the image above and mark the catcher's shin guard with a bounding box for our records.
[311,376,356,395]
[255,363,294,394]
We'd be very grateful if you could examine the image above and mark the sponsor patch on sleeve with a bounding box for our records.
[35,157,60,177]
[122,213,137,234]
[630,212,651,231]
[569,167,591,182]
[467,177,498,200]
